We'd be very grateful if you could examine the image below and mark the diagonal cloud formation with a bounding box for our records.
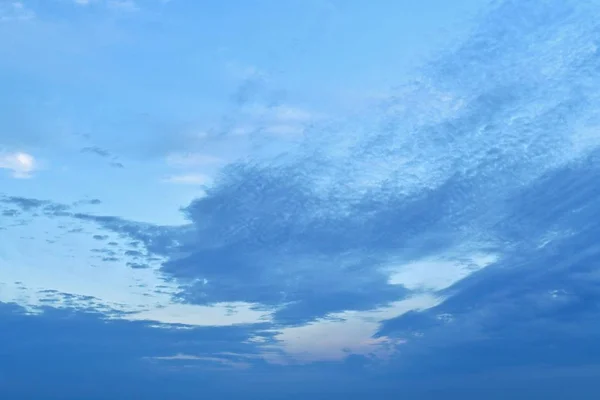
[3,0,600,370]
[72,0,600,328]
[376,150,600,377]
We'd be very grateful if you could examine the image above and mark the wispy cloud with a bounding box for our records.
[165,153,223,168]
[81,146,125,168]
[110,161,125,168]
[162,173,211,185]
[148,354,252,370]
[81,146,111,158]
[0,1,34,22]
[226,104,317,139]
[72,0,139,11]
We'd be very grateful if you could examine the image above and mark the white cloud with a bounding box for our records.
[256,251,499,365]
[162,173,211,185]
[72,0,138,11]
[148,354,252,370]
[230,104,318,139]
[264,124,305,137]
[0,280,272,327]
[128,302,272,326]
[0,151,37,178]
[0,223,272,327]
[260,294,441,364]
[386,252,498,292]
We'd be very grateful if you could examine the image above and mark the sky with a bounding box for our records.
[2,0,600,398]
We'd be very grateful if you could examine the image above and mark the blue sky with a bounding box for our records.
[2,0,600,398]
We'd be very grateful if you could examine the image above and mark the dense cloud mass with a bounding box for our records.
[72,0,600,321]
[2,0,600,398]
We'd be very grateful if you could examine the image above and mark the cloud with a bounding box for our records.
[81,146,125,168]
[0,195,106,222]
[377,185,600,376]
[385,253,499,292]
[365,0,600,376]
[0,195,76,219]
[0,195,48,211]
[73,198,102,206]
[0,1,34,21]
[81,146,111,158]
[107,0,139,11]
[263,294,441,365]
[148,354,252,370]
[0,243,273,328]
[0,302,281,398]
[1,209,20,217]
[162,173,211,185]
[110,161,125,168]
[128,302,272,327]
[49,0,600,370]
[71,0,139,11]
[165,152,223,168]
[229,104,317,139]
[4,0,600,384]
[0,151,37,178]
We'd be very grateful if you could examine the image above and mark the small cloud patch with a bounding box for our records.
[0,152,37,178]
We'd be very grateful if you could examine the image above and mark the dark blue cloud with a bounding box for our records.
[11,1,590,341]
[0,195,99,218]
[0,302,391,399]
[127,262,150,269]
[3,1,600,397]
[0,195,49,211]
[73,0,600,328]
[376,150,600,379]
[1,209,20,217]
